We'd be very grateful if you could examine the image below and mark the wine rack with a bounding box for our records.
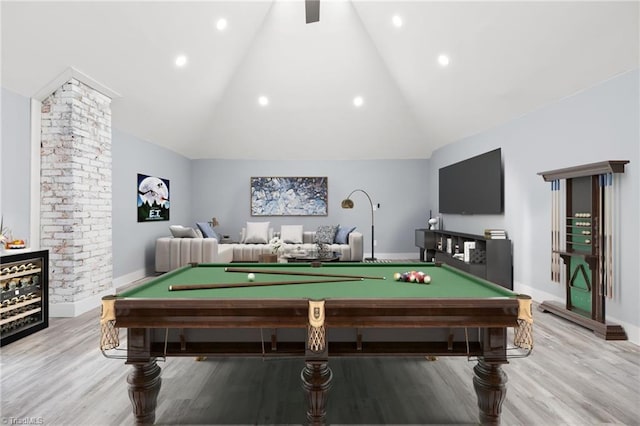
[1,249,49,346]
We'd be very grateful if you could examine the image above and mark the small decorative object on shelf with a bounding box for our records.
[483,229,507,239]
[428,217,439,230]
[5,239,26,250]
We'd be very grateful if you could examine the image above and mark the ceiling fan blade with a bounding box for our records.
[305,0,320,24]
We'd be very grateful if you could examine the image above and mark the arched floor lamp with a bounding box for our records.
[341,189,376,261]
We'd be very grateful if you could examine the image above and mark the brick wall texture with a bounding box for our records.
[40,79,112,304]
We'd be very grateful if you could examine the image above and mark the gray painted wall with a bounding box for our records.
[112,129,192,278]
[189,159,429,256]
[428,70,639,330]
[1,88,31,241]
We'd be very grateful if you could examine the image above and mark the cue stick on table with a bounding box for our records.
[168,277,363,291]
[225,267,386,281]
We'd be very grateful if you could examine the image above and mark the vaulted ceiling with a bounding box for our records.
[2,1,638,160]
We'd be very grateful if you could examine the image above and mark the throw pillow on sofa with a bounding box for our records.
[314,225,339,244]
[281,225,303,244]
[169,225,199,238]
[334,225,356,244]
[196,222,222,240]
[244,221,271,243]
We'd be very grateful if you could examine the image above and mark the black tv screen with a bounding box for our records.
[438,148,503,214]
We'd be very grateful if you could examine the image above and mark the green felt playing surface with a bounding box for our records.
[119,263,516,300]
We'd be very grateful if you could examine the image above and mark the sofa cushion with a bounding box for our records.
[335,225,356,244]
[196,221,221,240]
[314,225,339,244]
[281,225,303,244]
[244,221,270,243]
[169,225,199,238]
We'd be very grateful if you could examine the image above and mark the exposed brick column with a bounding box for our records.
[40,78,112,311]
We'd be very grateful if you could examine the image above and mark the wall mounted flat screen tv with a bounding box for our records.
[438,148,503,214]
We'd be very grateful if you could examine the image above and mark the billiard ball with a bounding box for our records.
[394,272,402,281]
[247,273,256,282]
[423,274,431,284]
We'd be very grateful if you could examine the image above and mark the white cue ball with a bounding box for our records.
[247,273,255,282]
[423,275,432,284]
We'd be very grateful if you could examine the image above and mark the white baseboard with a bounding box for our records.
[369,252,421,260]
[113,268,148,290]
[49,268,148,317]
[49,286,116,317]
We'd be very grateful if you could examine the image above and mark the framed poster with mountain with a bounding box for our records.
[137,174,170,222]
[250,176,328,216]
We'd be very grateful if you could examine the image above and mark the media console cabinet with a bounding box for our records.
[415,229,513,290]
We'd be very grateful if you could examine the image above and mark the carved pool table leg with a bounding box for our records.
[473,360,507,425]
[127,359,162,425]
[301,360,333,426]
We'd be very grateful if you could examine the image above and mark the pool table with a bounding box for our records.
[101,262,532,425]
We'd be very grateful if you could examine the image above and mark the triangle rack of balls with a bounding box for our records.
[393,270,431,284]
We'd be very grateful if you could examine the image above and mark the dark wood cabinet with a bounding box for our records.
[415,229,512,289]
[1,249,49,346]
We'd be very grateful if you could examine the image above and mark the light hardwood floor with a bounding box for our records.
[1,292,639,425]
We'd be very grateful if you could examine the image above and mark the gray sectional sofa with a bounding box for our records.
[155,224,363,272]
[228,230,363,262]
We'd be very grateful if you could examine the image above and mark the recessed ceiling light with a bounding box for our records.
[353,96,364,107]
[438,54,450,67]
[392,15,403,28]
[258,96,269,106]
[175,55,187,67]
[216,18,228,31]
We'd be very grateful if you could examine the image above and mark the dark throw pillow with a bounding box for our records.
[314,225,339,244]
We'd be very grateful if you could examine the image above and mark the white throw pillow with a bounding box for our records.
[169,225,199,238]
[244,221,270,244]
[281,225,303,244]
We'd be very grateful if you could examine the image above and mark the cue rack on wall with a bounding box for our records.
[538,160,629,340]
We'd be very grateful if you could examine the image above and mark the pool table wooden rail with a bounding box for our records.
[112,297,521,330]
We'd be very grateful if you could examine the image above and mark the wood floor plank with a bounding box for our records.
[1,297,638,425]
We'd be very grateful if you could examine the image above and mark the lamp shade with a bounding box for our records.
[341,199,354,209]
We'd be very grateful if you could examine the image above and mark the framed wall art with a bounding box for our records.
[137,173,170,222]
[250,177,328,216]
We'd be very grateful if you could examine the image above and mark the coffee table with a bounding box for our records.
[282,251,341,263]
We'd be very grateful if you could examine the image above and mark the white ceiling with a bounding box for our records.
[2,1,638,160]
